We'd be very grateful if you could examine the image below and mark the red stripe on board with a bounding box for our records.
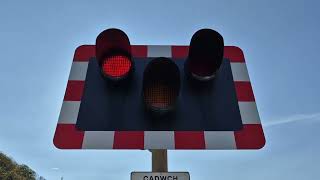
[174,131,206,149]
[224,46,245,62]
[234,82,255,101]
[113,131,144,149]
[132,45,148,58]
[172,46,189,58]
[73,45,95,61]
[64,81,85,101]
[234,124,265,149]
[53,124,84,149]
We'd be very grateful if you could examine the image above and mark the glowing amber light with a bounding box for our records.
[102,55,132,78]
[144,83,176,109]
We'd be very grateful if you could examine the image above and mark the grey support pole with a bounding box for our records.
[151,149,168,172]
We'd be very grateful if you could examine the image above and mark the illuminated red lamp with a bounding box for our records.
[185,29,224,81]
[96,28,133,81]
[143,57,180,114]
[102,55,132,79]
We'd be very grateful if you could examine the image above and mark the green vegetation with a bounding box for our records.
[0,152,38,180]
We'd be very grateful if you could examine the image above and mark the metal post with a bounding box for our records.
[151,149,168,172]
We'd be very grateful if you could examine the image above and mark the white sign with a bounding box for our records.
[131,172,190,180]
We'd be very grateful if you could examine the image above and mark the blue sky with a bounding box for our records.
[0,0,320,179]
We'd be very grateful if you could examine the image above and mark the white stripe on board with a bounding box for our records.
[144,131,175,149]
[147,46,172,57]
[82,131,115,149]
[239,102,261,124]
[58,101,80,124]
[204,131,237,149]
[230,63,250,82]
[69,62,89,81]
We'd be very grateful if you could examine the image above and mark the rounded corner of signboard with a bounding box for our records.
[74,44,92,52]
[256,136,266,150]
[247,137,266,150]
[225,46,245,62]
[53,136,64,150]
[228,45,243,53]
[73,44,95,61]
[253,127,266,150]
[184,172,190,179]
[130,172,136,177]
[52,125,84,150]
[52,138,82,150]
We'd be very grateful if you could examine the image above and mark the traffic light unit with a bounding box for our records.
[53,29,265,150]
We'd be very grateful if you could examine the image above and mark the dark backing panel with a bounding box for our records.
[76,58,243,131]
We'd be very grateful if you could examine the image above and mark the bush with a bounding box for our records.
[0,152,37,180]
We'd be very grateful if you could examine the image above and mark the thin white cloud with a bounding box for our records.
[264,112,320,127]
[51,167,59,171]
